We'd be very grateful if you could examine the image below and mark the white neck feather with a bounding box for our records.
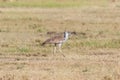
[64,32,69,41]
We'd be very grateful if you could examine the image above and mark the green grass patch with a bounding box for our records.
[83,39,120,48]
[3,47,31,53]
[17,47,30,53]
[0,2,82,7]
[65,39,120,49]
[0,0,108,8]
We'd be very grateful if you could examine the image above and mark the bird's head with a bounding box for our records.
[64,31,69,36]
[64,31,76,36]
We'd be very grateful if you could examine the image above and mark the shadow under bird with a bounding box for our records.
[41,31,70,55]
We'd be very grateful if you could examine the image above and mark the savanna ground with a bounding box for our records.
[0,0,120,80]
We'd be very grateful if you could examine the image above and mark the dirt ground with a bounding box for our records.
[0,50,120,80]
[0,6,120,80]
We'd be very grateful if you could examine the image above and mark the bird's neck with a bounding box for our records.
[64,32,69,41]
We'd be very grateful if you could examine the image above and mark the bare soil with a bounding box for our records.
[0,6,120,80]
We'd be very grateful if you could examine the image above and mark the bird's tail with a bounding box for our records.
[41,42,46,46]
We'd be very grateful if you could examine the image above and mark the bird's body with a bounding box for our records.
[42,35,64,45]
[42,32,69,54]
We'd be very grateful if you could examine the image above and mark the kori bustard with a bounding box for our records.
[41,32,69,54]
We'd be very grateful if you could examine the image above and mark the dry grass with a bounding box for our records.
[0,4,120,80]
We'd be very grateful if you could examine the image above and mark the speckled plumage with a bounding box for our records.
[42,32,69,54]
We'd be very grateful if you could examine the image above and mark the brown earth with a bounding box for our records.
[0,6,120,80]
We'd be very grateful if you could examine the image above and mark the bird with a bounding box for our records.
[41,31,70,55]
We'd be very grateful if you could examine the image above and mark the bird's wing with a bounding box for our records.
[43,35,64,44]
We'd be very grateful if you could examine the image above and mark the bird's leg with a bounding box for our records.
[53,46,56,55]
[58,43,65,57]
[58,43,62,53]
[53,44,57,55]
